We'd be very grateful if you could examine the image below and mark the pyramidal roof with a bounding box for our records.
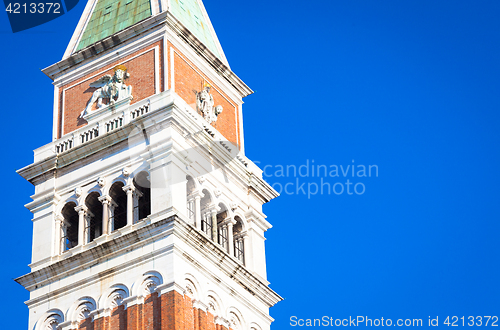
[63,0,228,65]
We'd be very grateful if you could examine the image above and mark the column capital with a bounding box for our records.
[214,316,230,328]
[74,205,88,214]
[98,195,113,205]
[123,185,135,193]
[234,232,248,240]
[192,300,208,312]
[55,214,64,222]
[223,218,236,226]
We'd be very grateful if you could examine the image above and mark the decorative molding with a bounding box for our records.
[215,316,230,329]
[108,289,127,309]
[76,302,94,321]
[198,176,206,185]
[214,189,221,198]
[97,177,106,188]
[192,299,208,312]
[122,167,131,177]
[141,273,162,296]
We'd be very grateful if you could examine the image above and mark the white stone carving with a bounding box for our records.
[97,177,106,187]
[198,176,206,185]
[186,285,194,296]
[75,187,82,197]
[142,275,161,296]
[76,302,93,321]
[230,317,239,330]
[214,189,221,198]
[46,319,59,330]
[80,65,133,117]
[230,202,238,211]
[110,293,124,308]
[229,312,241,330]
[108,288,127,309]
[195,86,223,124]
[44,313,63,330]
[122,167,131,177]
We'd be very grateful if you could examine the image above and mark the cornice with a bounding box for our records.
[16,215,282,309]
[20,93,277,207]
[174,218,282,308]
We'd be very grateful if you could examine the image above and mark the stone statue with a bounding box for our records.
[195,86,223,123]
[80,65,133,118]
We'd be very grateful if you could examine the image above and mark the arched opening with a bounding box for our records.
[186,176,196,225]
[109,182,127,231]
[200,189,213,237]
[85,192,103,243]
[61,202,78,250]
[134,171,151,222]
[217,203,229,252]
[233,216,245,264]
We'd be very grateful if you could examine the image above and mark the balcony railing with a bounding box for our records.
[52,97,152,155]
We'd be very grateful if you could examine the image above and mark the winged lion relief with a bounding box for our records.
[80,65,133,118]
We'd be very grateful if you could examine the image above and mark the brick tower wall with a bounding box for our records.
[75,291,230,330]
[57,39,242,149]
[58,40,164,139]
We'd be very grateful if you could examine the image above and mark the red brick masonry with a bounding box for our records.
[58,40,164,138]
[77,291,230,330]
[169,42,240,148]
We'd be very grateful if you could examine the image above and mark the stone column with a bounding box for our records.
[194,195,201,230]
[55,215,64,255]
[98,195,112,236]
[241,233,249,266]
[123,185,135,227]
[211,209,217,242]
[74,205,88,246]
[84,211,94,244]
[133,189,143,223]
[226,219,236,257]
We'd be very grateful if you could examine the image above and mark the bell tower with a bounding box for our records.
[15,1,282,329]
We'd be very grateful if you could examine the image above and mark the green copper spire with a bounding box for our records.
[169,0,220,58]
[76,0,152,51]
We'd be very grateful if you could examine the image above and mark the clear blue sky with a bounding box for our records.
[1,0,500,329]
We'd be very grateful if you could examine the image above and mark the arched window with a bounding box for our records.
[217,203,229,252]
[134,171,151,222]
[200,189,213,237]
[109,182,127,231]
[85,192,103,242]
[233,216,245,264]
[186,176,196,225]
[61,202,78,250]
